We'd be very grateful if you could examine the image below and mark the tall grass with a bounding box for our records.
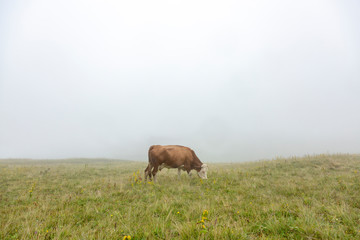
[1,154,360,239]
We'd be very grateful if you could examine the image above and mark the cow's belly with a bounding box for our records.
[159,163,185,171]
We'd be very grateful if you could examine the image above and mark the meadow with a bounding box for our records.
[1,154,360,239]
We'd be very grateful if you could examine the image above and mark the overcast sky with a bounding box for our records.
[0,0,359,162]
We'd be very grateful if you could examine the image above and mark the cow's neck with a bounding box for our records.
[192,160,203,171]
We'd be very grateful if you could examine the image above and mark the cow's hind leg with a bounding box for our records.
[145,164,152,181]
[152,164,159,183]
[144,165,148,181]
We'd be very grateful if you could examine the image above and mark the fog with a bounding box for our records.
[1,0,359,162]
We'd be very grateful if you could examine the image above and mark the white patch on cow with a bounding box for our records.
[197,164,208,179]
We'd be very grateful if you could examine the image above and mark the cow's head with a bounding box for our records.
[197,164,208,179]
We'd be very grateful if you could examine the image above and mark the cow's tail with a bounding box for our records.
[148,145,155,165]
[145,145,155,180]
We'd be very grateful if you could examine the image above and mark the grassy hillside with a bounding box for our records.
[1,154,360,239]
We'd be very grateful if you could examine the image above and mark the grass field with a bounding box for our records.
[1,154,360,239]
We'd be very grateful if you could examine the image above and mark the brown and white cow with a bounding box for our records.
[144,145,208,182]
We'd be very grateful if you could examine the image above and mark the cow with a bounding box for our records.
[144,145,208,182]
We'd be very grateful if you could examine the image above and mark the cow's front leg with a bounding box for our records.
[186,169,193,178]
[185,165,192,178]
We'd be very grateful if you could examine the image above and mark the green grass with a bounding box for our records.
[1,154,360,239]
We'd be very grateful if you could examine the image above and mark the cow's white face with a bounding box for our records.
[198,164,208,179]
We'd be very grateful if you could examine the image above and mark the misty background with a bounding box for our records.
[0,0,359,162]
